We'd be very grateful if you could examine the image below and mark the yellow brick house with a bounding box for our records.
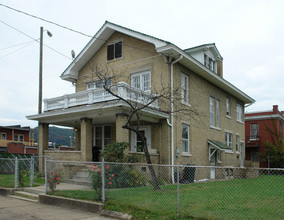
[27,21,254,179]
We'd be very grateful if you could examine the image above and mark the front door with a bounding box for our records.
[210,149,216,179]
[240,142,244,167]
[92,125,111,161]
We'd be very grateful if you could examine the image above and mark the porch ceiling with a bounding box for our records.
[27,100,169,128]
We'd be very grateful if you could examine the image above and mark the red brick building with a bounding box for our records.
[0,125,36,154]
[245,105,284,168]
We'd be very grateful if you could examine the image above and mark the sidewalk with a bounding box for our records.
[0,195,114,220]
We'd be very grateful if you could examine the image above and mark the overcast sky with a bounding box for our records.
[0,0,283,128]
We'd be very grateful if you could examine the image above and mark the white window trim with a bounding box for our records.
[181,73,189,105]
[209,96,220,129]
[225,132,233,149]
[130,125,151,152]
[236,104,244,123]
[182,124,190,155]
[107,40,123,62]
[226,97,231,118]
[93,125,112,149]
[236,135,240,153]
[131,71,151,92]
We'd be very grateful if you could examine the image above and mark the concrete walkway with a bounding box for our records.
[26,182,92,193]
[0,195,114,220]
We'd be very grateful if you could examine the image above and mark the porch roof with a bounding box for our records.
[208,139,232,151]
[27,100,169,128]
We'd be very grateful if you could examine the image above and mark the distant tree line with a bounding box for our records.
[33,126,75,146]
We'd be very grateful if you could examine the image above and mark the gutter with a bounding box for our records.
[170,55,183,183]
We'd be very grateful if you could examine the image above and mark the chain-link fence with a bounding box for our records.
[45,160,284,219]
[0,155,47,188]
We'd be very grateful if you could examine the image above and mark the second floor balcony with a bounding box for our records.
[44,82,160,112]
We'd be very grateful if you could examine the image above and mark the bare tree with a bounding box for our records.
[79,63,201,190]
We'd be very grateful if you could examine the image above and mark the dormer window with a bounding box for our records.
[204,54,215,72]
[107,41,122,61]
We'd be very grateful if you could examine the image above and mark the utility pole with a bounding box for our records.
[38,26,43,114]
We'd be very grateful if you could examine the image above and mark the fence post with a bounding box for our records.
[30,156,34,187]
[45,157,47,193]
[177,165,180,217]
[51,156,54,174]
[14,157,18,188]
[101,159,105,202]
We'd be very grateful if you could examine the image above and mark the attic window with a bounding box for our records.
[107,41,122,61]
[204,54,215,72]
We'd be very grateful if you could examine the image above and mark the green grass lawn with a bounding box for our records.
[51,175,284,220]
[0,174,45,188]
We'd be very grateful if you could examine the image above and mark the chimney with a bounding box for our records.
[216,60,223,78]
[273,105,278,113]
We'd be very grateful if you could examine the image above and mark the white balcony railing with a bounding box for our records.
[43,82,159,112]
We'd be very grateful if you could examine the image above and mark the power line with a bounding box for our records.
[0,40,36,50]
[0,3,92,38]
[0,19,72,60]
[0,40,36,59]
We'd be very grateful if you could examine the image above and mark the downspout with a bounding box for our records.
[170,55,183,183]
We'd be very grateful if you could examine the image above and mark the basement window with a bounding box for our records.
[107,41,122,61]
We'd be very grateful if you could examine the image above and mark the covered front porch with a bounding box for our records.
[28,100,169,173]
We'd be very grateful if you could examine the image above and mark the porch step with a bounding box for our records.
[66,170,92,186]
[8,191,39,203]
[23,187,45,195]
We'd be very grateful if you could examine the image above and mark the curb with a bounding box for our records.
[39,194,103,214]
[0,188,17,196]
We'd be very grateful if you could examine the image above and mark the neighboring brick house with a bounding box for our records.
[27,21,254,178]
[245,105,284,168]
[0,125,36,154]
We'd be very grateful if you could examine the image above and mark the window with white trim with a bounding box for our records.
[1,133,6,140]
[250,124,259,140]
[226,97,231,117]
[131,126,151,152]
[210,96,220,128]
[107,41,122,61]
[182,124,190,154]
[93,125,112,148]
[236,135,240,152]
[131,71,151,92]
[217,150,221,163]
[225,132,232,148]
[87,78,111,90]
[181,73,189,104]
[236,104,243,122]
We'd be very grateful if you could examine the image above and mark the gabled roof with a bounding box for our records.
[61,21,254,105]
[184,43,223,61]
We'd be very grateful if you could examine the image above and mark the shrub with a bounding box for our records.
[47,172,62,192]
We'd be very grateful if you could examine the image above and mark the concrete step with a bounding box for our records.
[8,195,38,203]
[66,179,91,186]
[14,191,39,200]
[24,187,45,195]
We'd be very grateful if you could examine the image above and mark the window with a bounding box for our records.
[216,99,220,128]
[210,96,220,128]
[226,98,231,117]
[204,54,215,72]
[210,97,215,127]
[87,78,111,90]
[1,133,6,140]
[181,73,189,104]
[131,126,151,152]
[131,71,151,92]
[94,125,112,148]
[182,124,189,154]
[217,150,221,163]
[107,41,122,61]
[225,132,232,148]
[14,134,24,142]
[236,104,243,122]
[250,124,259,139]
[236,135,239,152]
